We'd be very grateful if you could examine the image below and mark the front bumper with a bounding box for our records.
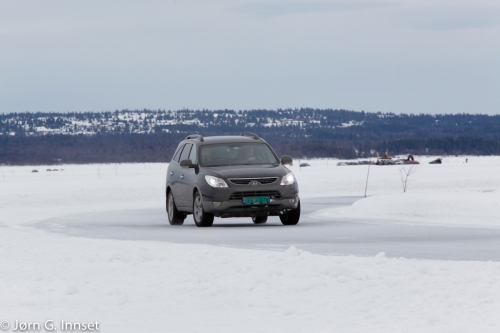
[200,183,299,218]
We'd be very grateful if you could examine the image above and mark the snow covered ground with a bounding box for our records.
[312,156,500,228]
[1,156,500,332]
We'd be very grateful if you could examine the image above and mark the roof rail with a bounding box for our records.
[240,132,260,140]
[185,134,204,142]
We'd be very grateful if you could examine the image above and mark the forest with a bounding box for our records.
[1,109,500,165]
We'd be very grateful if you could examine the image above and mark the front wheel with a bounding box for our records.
[280,200,300,225]
[193,191,214,227]
[167,191,185,225]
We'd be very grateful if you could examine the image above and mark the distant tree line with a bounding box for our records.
[0,133,184,165]
[1,109,500,165]
[0,133,360,165]
[378,137,500,156]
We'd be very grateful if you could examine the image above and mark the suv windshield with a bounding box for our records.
[200,143,279,167]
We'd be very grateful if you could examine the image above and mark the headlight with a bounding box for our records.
[205,175,228,188]
[280,172,295,185]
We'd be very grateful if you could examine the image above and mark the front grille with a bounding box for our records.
[228,204,282,209]
[229,191,282,201]
[228,177,278,185]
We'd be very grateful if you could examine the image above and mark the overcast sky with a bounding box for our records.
[1,0,499,114]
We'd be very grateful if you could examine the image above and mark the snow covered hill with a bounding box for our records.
[3,109,500,165]
[1,109,499,143]
[0,109,366,136]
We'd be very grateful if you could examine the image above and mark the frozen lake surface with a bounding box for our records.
[4,158,500,332]
[36,196,500,261]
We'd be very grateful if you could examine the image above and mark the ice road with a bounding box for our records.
[36,196,500,261]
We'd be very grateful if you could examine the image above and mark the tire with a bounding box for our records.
[193,191,214,227]
[167,191,185,225]
[252,216,268,224]
[280,200,300,225]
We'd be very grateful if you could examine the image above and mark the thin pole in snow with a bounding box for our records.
[364,162,371,198]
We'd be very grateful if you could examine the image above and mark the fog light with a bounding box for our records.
[288,198,295,204]
[213,201,222,207]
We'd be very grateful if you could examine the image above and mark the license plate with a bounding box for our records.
[242,196,270,204]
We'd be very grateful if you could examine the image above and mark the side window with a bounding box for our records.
[188,145,197,164]
[173,144,185,163]
[179,143,193,162]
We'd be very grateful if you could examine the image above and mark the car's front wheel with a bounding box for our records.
[167,191,185,225]
[193,191,214,227]
[279,200,300,225]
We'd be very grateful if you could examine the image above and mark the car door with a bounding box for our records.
[169,144,185,207]
[176,143,193,209]
[179,144,198,212]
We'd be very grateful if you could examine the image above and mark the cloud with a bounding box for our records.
[1,0,499,114]
[418,18,497,31]
[231,1,392,17]
[404,5,500,31]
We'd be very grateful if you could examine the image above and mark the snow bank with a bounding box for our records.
[2,228,500,333]
[310,156,500,228]
[294,155,500,198]
[317,190,500,228]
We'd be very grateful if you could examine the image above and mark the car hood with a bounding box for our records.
[202,164,290,179]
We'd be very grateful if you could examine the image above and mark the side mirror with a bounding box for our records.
[180,159,195,168]
[281,155,293,165]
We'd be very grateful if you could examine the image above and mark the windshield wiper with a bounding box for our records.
[206,164,234,167]
[239,163,270,165]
